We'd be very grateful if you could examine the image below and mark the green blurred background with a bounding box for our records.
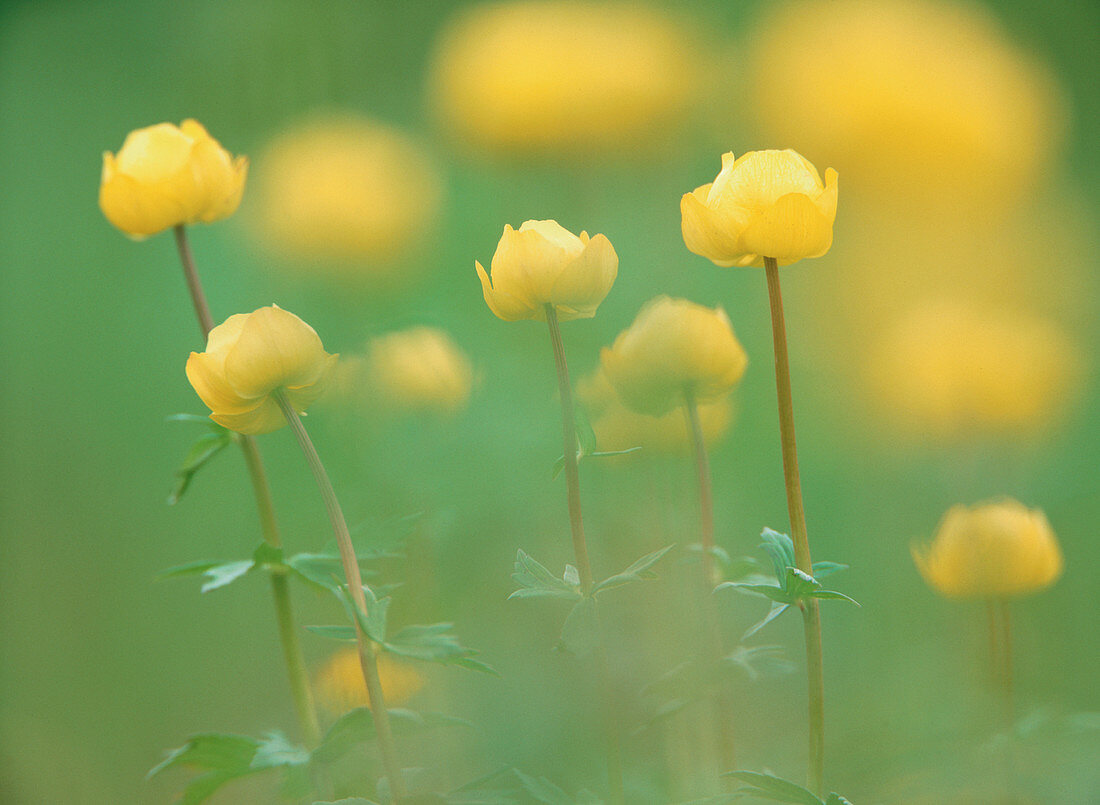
[1,0,1097,802]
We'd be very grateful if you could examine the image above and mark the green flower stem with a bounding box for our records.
[544,304,625,805]
[683,390,737,773]
[274,392,407,801]
[763,257,825,796]
[172,225,321,748]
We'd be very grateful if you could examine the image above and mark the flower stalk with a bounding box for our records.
[683,389,737,772]
[172,225,321,748]
[763,256,825,796]
[544,303,624,805]
[273,391,407,800]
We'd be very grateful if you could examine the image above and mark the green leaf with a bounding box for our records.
[718,582,793,604]
[167,428,233,505]
[557,597,599,657]
[287,552,376,592]
[724,771,823,804]
[784,567,822,600]
[591,544,675,595]
[312,707,470,764]
[724,645,794,682]
[252,543,285,571]
[811,561,847,580]
[148,733,262,805]
[335,584,389,643]
[513,769,574,805]
[250,731,309,771]
[166,413,222,425]
[824,795,853,805]
[510,550,582,601]
[811,590,861,606]
[198,560,255,593]
[305,625,357,642]
[742,603,791,640]
[759,529,796,587]
[384,623,497,674]
[574,404,598,458]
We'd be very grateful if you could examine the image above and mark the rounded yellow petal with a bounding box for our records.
[210,397,287,435]
[739,192,834,262]
[314,649,424,714]
[601,296,748,417]
[99,120,247,237]
[548,233,619,321]
[680,185,747,267]
[364,328,473,416]
[913,499,1063,598]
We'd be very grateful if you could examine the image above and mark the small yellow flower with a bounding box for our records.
[681,150,838,267]
[913,499,1063,599]
[867,300,1080,438]
[476,220,618,322]
[314,649,424,714]
[99,119,247,238]
[249,116,441,273]
[600,296,747,417]
[185,305,337,435]
[578,369,733,456]
[365,327,473,417]
[748,0,1064,208]
[428,2,699,155]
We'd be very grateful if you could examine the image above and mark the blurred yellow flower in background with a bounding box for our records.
[364,327,473,417]
[913,499,1063,598]
[428,1,699,155]
[578,369,733,456]
[748,0,1064,209]
[186,305,337,434]
[99,119,247,238]
[681,150,838,267]
[314,649,424,714]
[476,220,618,322]
[600,296,747,417]
[866,300,1081,439]
[249,116,441,276]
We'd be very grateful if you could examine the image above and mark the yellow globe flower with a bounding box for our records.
[365,327,473,417]
[867,300,1081,438]
[250,116,442,273]
[314,649,424,714]
[578,369,733,456]
[186,305,338,435]
[913,499,1063,599]
[428,1,699,155]
[681,150,838,267]
[748,0,1064,208]
[99,119,247,238]
[476,220,618,322]
[600,296,747,417]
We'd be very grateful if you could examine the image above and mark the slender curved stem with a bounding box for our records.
[763,257,825,796]
[544,304,624,804]
[274,393,407,800]
[172,225,321,747]
[683,390,737,772]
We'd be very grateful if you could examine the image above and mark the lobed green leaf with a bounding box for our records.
[591,544,675,595]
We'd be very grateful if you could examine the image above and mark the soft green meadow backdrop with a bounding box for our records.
[1,1,1098,803]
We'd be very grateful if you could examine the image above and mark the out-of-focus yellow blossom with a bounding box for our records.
[600,296,747,417]
[913,499,1063,598]
[867,300,1081,438]
[476,220,618,321]
[186,305,337,435]
[428,2,699,155]
[365,327,473,417]
[250,116,441,272]
[748,0,1064,207]
[578,369,733,456]
[314,649,424,714]
[681,150,838,267]
[99,119,247,238]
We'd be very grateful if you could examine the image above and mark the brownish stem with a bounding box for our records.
[274,392,407,799]
[764,257,825,796]
[172,225,321,747]
[683,390,736,772]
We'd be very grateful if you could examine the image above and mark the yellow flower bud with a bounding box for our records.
[428,2,699,155]
[365,327,473,417]
[314,649,424,715]
[99,119,247,238]
[476,220,618,322]
[867,300,1081,439]
[249,116,442,275]
[748,0,1064,209]
[681,150,838,267]
[578,369,733,457]
[600,296,747,417]
[185,305,337,435]
[913,499,1063,599]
